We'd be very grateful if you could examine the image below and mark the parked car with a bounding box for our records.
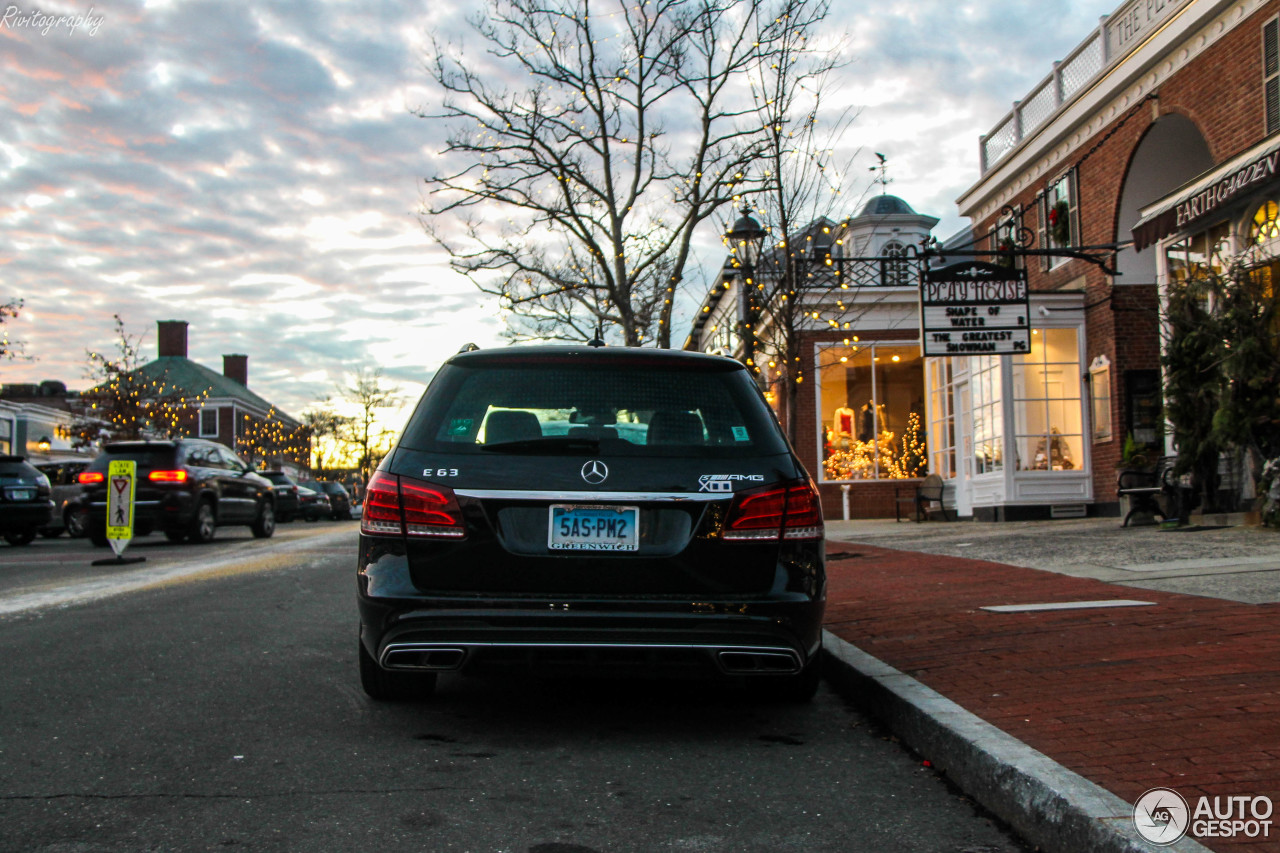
[260,470,302,522]
[309,480,352,520]
[295,484,329,522]
[356,345,826,702]
[35,460,90,538]
[0,455,55,546]
[80,439,276,545]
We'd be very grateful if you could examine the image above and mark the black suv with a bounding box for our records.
[260,470,302,522]
[357,346,826,701]
[314,481,352,520]
[81,439,276,545]
[0,456,54,546]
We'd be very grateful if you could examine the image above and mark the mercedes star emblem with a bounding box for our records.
[580,460,609,485]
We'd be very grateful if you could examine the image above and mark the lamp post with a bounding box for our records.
[725,204,767,376]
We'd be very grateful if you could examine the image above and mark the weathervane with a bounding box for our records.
[869,152,892,194]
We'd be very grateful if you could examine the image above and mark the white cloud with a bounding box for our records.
[0,0,1118,420]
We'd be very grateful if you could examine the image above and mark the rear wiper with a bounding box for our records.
[478,436,601,453]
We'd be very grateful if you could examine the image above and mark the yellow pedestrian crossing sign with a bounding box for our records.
[106,459,136,556]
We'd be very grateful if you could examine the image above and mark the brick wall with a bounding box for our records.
[971,0,1280,507]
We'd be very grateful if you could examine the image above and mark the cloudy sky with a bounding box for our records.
[1,0,1119,425]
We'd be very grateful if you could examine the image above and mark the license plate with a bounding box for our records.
[5,487,35,502]
[548,504,639,552]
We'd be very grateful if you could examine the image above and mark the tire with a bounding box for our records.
[187,501,217,544]
[89,523,109,547]
[4,528,37,546]
[65,508,88,538]
[251,500,276,539]
[359,639,437,701]
[163,527,187,543]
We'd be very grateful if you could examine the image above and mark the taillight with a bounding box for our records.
[149,470,189,483]
[722,480,823,542]
[360,470,465,539]
[78,471,105,485]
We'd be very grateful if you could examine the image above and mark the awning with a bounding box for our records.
[1131,136,1280,251]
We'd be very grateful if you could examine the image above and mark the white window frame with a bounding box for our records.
[1089,354,1112,443]
[1039,170,1079,269]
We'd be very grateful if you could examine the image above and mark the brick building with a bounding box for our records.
[84,320,310,474]
[691,0,1280,520]
[958,0,1280,518]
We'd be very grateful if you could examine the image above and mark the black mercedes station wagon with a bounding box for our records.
[357,346,826,701]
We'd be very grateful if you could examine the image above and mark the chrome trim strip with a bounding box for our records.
[454,489,722,502]
[381,641,801,674]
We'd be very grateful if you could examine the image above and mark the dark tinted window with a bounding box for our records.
[95,445,178,471]
[399,357,787,457]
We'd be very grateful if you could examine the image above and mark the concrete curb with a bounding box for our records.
[821,630,1213,853]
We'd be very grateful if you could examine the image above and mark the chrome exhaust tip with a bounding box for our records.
[717,648,801,675]
[382,645,467,671]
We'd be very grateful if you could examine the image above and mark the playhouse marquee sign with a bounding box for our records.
[920,262,1030,357]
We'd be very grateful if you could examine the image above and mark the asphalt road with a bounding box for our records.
[0,525,1031,852]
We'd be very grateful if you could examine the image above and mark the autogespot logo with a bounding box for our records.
[580,460,608,485]
[1134,788,1190,845]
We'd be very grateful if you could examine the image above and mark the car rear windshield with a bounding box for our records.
[398,357,789,458]
[90,446,178,471]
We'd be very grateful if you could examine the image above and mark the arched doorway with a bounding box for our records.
[1115,114,1213,284]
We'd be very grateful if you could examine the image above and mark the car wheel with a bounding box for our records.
[163,527,187,543]
[89,524,109,547]
[358,639,437,701]
[4,528,37,546]
[65,508,88,538]
[188,501,217,544]
[39,527,63,539]
[251,500,276,539]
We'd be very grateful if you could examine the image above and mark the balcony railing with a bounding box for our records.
[978,0,1194,174]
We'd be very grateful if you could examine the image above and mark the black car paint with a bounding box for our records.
[81,439,275,543]
[0,456,55,544]
[357,347,826,696]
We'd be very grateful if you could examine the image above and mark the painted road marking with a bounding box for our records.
[0,529,355,617]
[980,599,1156,613]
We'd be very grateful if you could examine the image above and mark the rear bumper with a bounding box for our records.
[1,501,54,530]
[86,492,195,531]
[358,598,825,680]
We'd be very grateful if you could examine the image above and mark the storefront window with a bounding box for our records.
[926,358,956,478]
[971,355,1003,474]
[1014,328,1083,472]
[819,343,927,481]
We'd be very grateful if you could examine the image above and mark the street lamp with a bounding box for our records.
[725,204,767,373]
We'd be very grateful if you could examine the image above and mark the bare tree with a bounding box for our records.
[725,3,862,441]
[302,400,355,476]
[1,298,27,361]
[71,315,202,446]
[420,0,834,347]
[341,368,403,481]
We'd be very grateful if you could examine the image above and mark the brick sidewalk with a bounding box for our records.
[823,540,1280,853]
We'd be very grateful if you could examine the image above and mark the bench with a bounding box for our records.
[1116,455,1177,527]
[895,473,952,523]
